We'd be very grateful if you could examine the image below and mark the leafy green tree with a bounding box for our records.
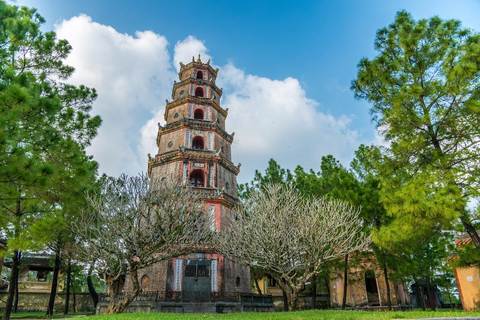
[0,2,101,319]
[352,11,480,248]
[350,144,397,309]
[238,158,293,200]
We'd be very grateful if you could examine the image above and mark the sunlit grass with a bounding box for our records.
[88,309,478,320]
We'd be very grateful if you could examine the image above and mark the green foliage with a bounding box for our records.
[352,11,480,250]
[0,0,101,251]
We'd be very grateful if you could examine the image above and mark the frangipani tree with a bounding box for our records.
[216,184,370,311]
[71,174,212,313]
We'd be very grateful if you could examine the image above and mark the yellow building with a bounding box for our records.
[453,234,480,311]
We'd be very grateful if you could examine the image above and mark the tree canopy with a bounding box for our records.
[217,183,369,311]
[351,10,480,247]
[0,2,101,319]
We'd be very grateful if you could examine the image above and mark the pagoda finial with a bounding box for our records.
[206,59,210,65]
[197,54,202,63]
[192,56,195,62]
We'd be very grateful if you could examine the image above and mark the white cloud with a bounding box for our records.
[173,36,212,72]
[54,18,367,182]
[217,63,361,182]
[55,14,175,176]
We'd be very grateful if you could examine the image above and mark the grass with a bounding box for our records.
[87,309,480,320]
[3,309,479,320]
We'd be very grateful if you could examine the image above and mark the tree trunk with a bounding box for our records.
[413,278,425,311]
[425,275,435,311]
[342,254,348,310]
[72,279,76,313]
[381,251,392,310]
[46,249,61,316]
[2,249,20,320]
[446,284,452,309]
[106,280,116,314]
[109,268,141,314]
[64,260,72,315]
[87,264,99,309]
[282,288,288,311]
[461,216,480,248]
[287,290,298,311]
[311,274,317,309]
[13,266,19,313]
[324,274,331,307]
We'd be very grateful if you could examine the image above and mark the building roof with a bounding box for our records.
[3,253,53,271]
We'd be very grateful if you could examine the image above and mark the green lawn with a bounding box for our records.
[88,310,479,320]
[3,310,479,320]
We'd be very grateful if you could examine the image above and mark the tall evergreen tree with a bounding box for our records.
[352,11,480,247]
[0,2,101,319]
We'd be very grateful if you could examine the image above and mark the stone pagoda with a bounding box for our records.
[136,55,250,302]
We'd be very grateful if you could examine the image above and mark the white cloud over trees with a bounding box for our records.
[55,15,369,182]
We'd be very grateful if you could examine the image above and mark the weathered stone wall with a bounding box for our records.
[222,258,251,294]
[157,128,186,152]
[150,162,180,182]
[123,260,169,293]
[0,292,94,312]
[214,134,231,160]
[215,165,237,196]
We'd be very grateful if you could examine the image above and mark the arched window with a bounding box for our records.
[196,71,203,79]
[192,136,204,150]
[189,171,204,187]
[194,109,204,119]
[195,87,204,97]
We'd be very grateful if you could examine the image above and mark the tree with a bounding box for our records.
[216,184,369,311]
[352,11,480,248]
[238,158,293,200]
[350,144,396,309]
[70,174,212,314]
[0,2,100,319]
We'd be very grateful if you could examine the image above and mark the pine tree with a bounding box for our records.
[352,11,480,248]
[0,2,101,319]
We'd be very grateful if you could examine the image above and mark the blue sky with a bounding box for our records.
[15,0,480,183]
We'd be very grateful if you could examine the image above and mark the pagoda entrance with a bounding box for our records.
[183,259,211,301]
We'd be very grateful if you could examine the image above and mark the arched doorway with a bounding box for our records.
[365,270,379,305]
[196,71,203,79]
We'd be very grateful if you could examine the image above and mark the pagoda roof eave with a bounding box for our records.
[148,148,240,176]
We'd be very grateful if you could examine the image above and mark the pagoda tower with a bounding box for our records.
[135,55,250,300]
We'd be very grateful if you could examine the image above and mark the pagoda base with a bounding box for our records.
[96,292,274,314]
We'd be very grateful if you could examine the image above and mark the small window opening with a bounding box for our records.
[194,109,204,119]
[236,276,241,287]
[192,136,204,150]
[189,171,204,187]
[196,71,203,79]
[195,87,204,97]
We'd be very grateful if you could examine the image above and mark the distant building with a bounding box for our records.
[253,255,410,310]
[452,233,480,311]
[2,252,61,293]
